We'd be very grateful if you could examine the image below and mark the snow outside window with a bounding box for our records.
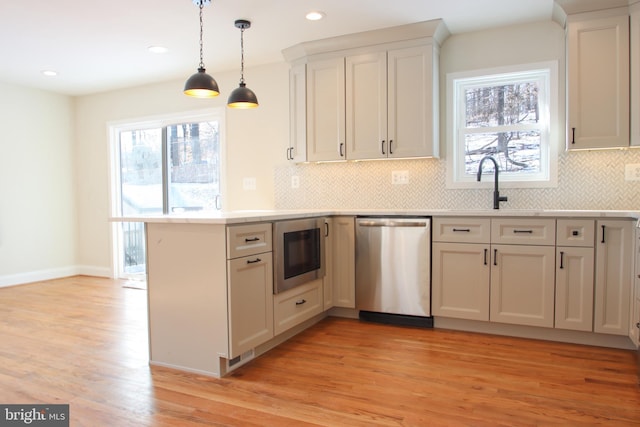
[446,62,558,189]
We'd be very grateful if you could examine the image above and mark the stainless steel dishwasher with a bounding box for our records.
[355,217,431,326]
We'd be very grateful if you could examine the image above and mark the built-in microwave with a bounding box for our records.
[273,217,326,294]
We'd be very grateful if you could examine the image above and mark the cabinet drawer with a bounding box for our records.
[227,223,272,259]
[491,218,555,246]
[432,217,490,243]
[556,219,595,247]
[274,279,323,336]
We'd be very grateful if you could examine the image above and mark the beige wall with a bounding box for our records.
[0,82,77,285]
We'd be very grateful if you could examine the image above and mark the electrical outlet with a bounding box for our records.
[624,164,640,181]
[291,175,300,188]
[242,177,256,190]
[391,170,409,185]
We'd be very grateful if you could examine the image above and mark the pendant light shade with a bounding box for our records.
[184,0,219,98]
[227,19,258,109]
[184,67,219,98]
[227,83,258,108]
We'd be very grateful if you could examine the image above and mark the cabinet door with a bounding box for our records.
[307,58,345,161]
[490,244,555,327]
[332,216,356,308]
[594,220,632,335]
[632,226,640,346]
[555,246,594,331]
[323,218,334,310]
[432,242,490,321]
[567,14,629,149]
[227,253,274,358]
[631,3,640,147]
[287,63,307,162]
[345,52,387,160]
[388,44,438,158]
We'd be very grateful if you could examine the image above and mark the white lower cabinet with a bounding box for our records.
[227,254,274,358]
[274,279,323,336]
[434,216,634,337]
[432,242,490,321]
[331,216,356,308]
[490,244,556,328]
[433,217,557,328]
[594,219,633,335]
[226,223,274,359]
[554,246,594,331]
[555,219,595,332]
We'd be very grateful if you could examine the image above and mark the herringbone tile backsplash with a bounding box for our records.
[274,149,640,211]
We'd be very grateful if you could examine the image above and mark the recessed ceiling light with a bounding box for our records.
[305,11,325,21]
[148,46,168,54]
[41,70,58,77]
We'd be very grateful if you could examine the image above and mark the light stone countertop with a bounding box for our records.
[111,209,640,225]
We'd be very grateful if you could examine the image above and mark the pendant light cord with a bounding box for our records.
[198,1,205,69]
[239,26,245,84]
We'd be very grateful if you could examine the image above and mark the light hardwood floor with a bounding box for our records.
[0,276,638,426]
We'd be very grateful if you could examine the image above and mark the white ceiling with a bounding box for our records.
[0,0,556,96]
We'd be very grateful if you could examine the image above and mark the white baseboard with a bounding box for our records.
[0,265,112,288]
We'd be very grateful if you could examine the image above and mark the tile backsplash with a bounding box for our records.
[275,149,640,211]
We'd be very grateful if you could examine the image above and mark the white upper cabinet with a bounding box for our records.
[631,2,640,146]
[306,58,346,161]
[560,3,630,149]
[283,20,449,162]
[346,45,439,160]
[345,51,387,160]
[287,63,308,162]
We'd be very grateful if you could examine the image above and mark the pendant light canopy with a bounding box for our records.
[184,0,219,98]
[227,19,259,109]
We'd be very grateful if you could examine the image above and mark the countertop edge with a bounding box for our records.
[110,209,640,224]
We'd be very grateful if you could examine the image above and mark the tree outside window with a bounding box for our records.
[447,64,557,188]
[110,111,223,279]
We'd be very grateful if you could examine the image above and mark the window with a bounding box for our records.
[446,62,558,188]
[109,109,223,279]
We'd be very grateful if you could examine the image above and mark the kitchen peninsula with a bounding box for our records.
[118,209,640,377]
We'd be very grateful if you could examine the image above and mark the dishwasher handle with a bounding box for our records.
[358,219,428,228]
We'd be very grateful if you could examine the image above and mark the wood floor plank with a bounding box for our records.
[0,276,638,426]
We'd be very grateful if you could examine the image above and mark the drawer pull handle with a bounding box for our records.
[513,229,533,234]
[245,237,260,242]
[295,299,307,306]
[559,251,565,269]
[453,228,471,232]
[247,258,261,264]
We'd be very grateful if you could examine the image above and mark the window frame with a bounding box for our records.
[107,108,225,279]
[446,61,559,189]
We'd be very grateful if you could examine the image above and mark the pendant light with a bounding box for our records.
[227,19,259,109]
[184,0,219,98]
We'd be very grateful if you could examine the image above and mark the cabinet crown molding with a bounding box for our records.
[282,19,449,63]
[554,0,633,27]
